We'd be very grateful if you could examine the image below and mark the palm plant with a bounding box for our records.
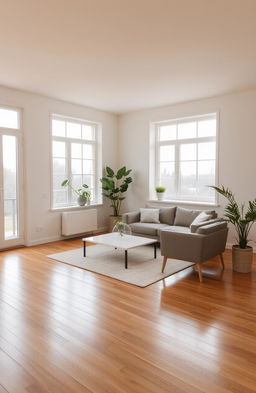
[100,166,132,216]
[210,186,256,248]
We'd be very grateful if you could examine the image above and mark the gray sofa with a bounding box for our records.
[122,206,221,240]
[122,206,228,282]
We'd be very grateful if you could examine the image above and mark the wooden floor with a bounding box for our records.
[0,239,255,393]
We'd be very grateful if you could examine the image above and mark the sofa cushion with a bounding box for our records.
[123,211,140,224]
[130,222,168,236]
[146,205,176,225]
[174,207,202,227]
[161,225,191,234]
[174,207,217,227]
[140,208,160,223]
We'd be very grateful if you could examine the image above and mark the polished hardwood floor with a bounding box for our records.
[0,238,255,393]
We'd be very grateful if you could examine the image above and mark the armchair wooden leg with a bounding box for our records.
[219,253,225,269]
[162,256,168,273]
[197,264,203,282]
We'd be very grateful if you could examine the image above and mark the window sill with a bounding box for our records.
[148,199,219,207]
[50,203,103,212]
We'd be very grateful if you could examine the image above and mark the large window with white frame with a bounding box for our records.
[51,114,102,209]
[151,113,218,204]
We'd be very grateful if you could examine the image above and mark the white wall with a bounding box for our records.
[118,89,256,248]
[0,86,117,246]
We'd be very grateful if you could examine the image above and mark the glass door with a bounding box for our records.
[0,107,23,249]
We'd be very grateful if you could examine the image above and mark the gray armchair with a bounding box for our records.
[160,222,228,282]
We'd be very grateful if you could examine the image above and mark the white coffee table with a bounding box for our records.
[82,232,158,269]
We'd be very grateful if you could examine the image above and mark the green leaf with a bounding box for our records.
[61,179,69,187]
[125,169,132,176]
[106,166,114,177]
[112,188,120,193]
[100,178,114,189]
[124,177,132,184]
[116,166,126,179]
[82,184,89,188]
[119,197,125,200]
[120,184,128,193]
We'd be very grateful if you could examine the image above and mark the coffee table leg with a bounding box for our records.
[125,250,128,269]
[154,243,157,259]
[83,241,86,257]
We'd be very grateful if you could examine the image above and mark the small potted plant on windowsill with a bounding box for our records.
[210,185,256,273]
[61,179,91,206]
[155,186,166,201]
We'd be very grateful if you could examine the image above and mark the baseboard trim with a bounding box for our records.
[25,226,108,247]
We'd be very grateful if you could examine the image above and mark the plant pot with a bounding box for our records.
[156,192,165,201]
[232,245,253,273]
[77,196,87,206]
[109,215,122,232]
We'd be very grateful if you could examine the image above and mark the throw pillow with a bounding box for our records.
[146,205,176,225]
[140,208,160,223]
[174,207,202,227]
[190,211,212,233]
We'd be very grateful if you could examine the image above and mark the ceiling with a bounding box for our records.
[0,0,256,114]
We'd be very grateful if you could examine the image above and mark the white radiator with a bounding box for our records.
[62,209,97,236]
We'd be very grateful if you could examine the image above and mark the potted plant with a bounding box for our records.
[155,186,166,201]
[211,186,256,273]
[100,166,132,231]
[61,179,91,206]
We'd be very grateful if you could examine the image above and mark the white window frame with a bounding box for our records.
[150,112,219,205]
[0,104,24,248]
[50,114,102,210]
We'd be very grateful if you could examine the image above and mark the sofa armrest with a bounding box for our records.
[160,227,228,263]
[122,211,140,224]
[196,221,227,234]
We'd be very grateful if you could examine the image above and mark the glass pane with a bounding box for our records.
[53,158,66,175]
[71,143,82,158]
[198,119,216,137]
[82,125,94,140]
[180,161,197,196]
[89,189,94,202]
[83,175,93,188]
[180,143,196,161]
[52,119,65,137]
[159,125,176,141]
[83,159,93,174]
[159,145,175,161]
[72,175,83,190]
[67,122,81,139]
[53,174,67,190]
[159,162,175,196]
[178,122,196,139]
[198,160,215,187]
[52,141,66,157]
[0,108,19,129]
[83,144,93,159]
[198,142,216,160]
[53,190,68,206]
[71,159,82,174]
[3,135,18,239]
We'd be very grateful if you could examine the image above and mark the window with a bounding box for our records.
[0,106,21,243]
[0,107,19,129]
[51,114,102,208]
[151,113,217,204]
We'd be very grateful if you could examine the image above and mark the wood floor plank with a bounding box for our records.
[0,239,255,393]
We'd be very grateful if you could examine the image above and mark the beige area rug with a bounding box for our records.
[48,245,194,287]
